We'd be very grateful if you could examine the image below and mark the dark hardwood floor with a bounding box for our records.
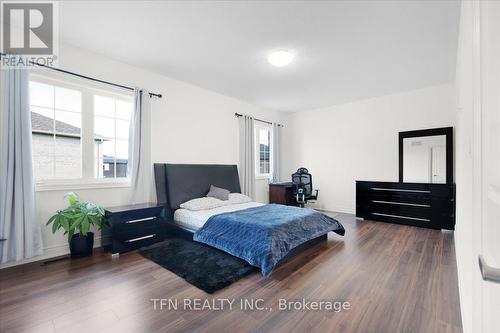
[0,213,462,333]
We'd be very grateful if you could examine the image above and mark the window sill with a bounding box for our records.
[35,179,131,192]
[255,175,271,181]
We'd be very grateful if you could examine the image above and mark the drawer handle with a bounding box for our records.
[371,187,431,193]
[372,212,430,222]
[125,217,156,224]
[479,255,500,283]
[372,200,430,208]
[125,234,156,243]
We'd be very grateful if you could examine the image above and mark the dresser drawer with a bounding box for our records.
[108,209,163,226]
[110,234,164,253]
[113,218,165,242]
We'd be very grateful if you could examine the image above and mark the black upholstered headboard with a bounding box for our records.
[154,164,241,210]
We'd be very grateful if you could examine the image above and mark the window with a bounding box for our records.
[29,75,133,185]
[255,124,271,177]
[30,81,82,179]
[94,95,132,178]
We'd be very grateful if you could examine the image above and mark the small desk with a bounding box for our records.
[269,182,298,206]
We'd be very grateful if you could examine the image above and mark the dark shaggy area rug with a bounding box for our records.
[139,238,258,293]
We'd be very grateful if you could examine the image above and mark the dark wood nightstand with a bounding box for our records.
[103,203,167,254]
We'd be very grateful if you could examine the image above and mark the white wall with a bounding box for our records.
[283,84,456,213]
[0,44,285,268]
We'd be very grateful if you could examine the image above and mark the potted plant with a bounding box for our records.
[47,192,106,258]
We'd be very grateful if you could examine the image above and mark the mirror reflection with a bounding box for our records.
[403,135,446,183]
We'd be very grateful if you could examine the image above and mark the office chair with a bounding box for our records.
[291,167,319,207]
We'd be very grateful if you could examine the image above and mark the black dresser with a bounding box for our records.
[103,203,167,254]
[356,181,455,230]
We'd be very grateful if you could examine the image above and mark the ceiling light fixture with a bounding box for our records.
[267,49,294,67]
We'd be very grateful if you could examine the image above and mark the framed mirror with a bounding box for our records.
[399,127,453,184]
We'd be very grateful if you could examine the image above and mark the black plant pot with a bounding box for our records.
[69,232,94,258]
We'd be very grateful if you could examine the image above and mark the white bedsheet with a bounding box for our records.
[173,201,264,231]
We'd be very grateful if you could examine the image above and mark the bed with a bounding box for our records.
[154,163,345,276]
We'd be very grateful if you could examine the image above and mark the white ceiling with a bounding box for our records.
[59,1,460,112]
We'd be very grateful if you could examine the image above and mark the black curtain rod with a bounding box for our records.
[234,113,283,127]
[0,53,162,98]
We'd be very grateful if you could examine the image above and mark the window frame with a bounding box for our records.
[30,72,134,191]
[254,122,272,179]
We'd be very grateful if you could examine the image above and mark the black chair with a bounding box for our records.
[291,167,319,207]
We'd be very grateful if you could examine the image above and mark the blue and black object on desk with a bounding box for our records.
[103,203,167,254]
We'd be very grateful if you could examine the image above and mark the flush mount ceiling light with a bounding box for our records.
[267,49,294,67]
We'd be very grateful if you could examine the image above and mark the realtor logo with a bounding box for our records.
[1,2,55,55]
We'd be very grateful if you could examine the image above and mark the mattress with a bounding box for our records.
[173,201,264,231]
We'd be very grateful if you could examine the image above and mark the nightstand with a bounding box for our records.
[103,203,166,254]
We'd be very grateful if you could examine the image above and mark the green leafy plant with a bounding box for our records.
[47,192,106,241]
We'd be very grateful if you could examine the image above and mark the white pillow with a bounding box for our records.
[228,193,253,204]
[179,197,226,211]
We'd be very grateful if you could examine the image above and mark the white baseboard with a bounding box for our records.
[317,207,355,215]
[0,236,109,270]
[311,203,355,215]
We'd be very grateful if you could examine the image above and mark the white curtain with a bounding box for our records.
[271,123,282,183]
[128,88,153,204]
[238,115,255,198]
[0,63,43,263]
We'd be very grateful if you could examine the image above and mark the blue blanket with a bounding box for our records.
[193,204,345,276]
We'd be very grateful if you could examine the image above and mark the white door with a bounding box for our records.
[431,146,446,183]
[479,1,500,331]
[457,1,500,332]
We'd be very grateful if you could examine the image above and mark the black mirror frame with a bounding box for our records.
[399,127,454,184]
